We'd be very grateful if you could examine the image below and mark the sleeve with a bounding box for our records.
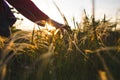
[6,0,49,23]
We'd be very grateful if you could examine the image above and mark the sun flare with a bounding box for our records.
[45,23,56,30]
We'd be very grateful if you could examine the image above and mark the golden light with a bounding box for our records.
[38,23,56,36]
[45,23,56,30]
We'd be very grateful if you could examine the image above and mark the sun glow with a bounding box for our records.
[45,23,56,30]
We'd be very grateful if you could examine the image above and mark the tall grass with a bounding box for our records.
[0,0,120,80]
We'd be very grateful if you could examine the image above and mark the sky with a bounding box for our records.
[14,0,120,30]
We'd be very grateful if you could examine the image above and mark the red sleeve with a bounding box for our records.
[6,0,49,22]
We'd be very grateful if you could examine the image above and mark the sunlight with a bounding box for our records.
[45,23,56,30]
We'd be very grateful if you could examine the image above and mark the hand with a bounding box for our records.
[47,18,72,34]
[46,18,64,28]
[35,20,46,27]
[36,18,64,28]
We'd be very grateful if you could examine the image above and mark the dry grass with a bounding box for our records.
[0,0,120,80]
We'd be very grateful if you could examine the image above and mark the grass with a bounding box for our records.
[0,15,120,80]
[0,1,120,80]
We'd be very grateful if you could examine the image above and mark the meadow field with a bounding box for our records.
[0,1,120,80]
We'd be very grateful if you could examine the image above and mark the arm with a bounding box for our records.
[6,0,49,25]
[6,0,64,28]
